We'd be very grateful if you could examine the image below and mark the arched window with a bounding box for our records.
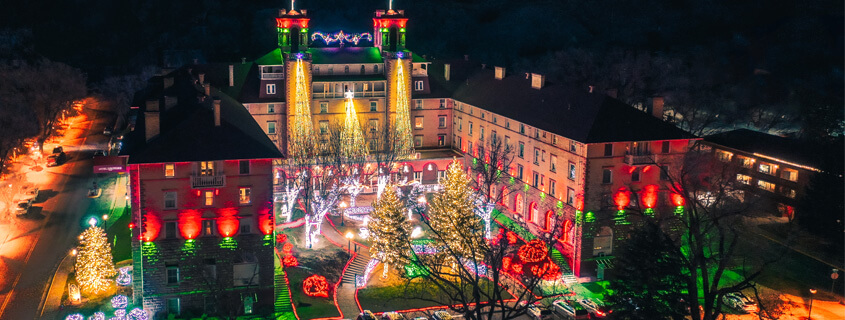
[544,210,555,231]
[500,186,509,206]
[344,65,350,74]
[514,194,524,215]
[562,220,573,245]
[477,173,484,189]
[528,202,538,222]
[360,65,366,74]
[374,64,379,73]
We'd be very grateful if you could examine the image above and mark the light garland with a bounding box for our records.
[311,31,373,46]
[111,309,126,320]
[111,295,128,309]
[90,312,105,320]
[340,92,369,158]
[76,225,116,295]
[356,258,380,288]
[392,58,414,157]
[303,274,330,297]
[128,308,148,320]
[288,58,316,160]
[428,159,484,260]
[65,314,84,320]
[115,267,131,286]
[518,239,548,263]
[368,186,410,271]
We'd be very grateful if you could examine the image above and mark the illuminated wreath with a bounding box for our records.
[530,261,562,281]
[283,255,299,267]
[303,275,329,298]
[518,239,548,263]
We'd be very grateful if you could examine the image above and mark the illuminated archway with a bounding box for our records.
[514,193,524,215]
[544,210,555,231]
[528,202,538,223]
[500,186,509,206]
[561,220,573,245]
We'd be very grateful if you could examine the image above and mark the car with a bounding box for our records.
[431,311,453,320]
[20,187,39,202]
[381,311,404,320]
[94,150,107,157]
[15,199,32,216]
[552,300,590,319]
[52,146,63,154]
[103,126,113,135]
[358,310,377,320]
[722,292,758,313]
[46,153,66,167]
[518,301,552,320]
[578,299,608,318]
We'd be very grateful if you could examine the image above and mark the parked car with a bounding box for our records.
[381,311,404,320]
[432,311,453,320]
[46,153,66,167]
[518,301,552,320]
[52,146,63,154]
[358,310,377,320]
[103,126,113,135]
[15,199,32,216]
[94,150,107,157]
[722,292,758,313]
[552,300,590,319]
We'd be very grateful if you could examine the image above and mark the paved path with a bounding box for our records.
[320,217,371,319]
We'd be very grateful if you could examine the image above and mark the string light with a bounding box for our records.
[368,186,410,271]
[128,308,148,320]
[392,58,414,157]
[116,267,132,286]
[340,92,369,158]
[90,312,105,320]
[311,31,373,45]
[289,58,316,160]
[76,225,116,295]
[518,239,548,263]
[111,295,129,309]
[428,159,484,260]
[65,314,84,320]
[303,274,330,297]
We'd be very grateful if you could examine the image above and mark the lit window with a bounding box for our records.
[164,191,177,209]
[716,150,733,162]
[757,180,775,192]
[266,84,276,94]
[239,187,251,204]
[202,220,214,236]
[736,174,752,185]
[415,116,424,129]
[320,102,328,113]
[758,163,775,175]
[165,163,175,177]
[738,156,756,168]
[780,168,798,181]
[199,161,214,176]
[204,191,214,206]
[437,134,445,146]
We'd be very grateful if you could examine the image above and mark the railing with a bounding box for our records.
[260,72,284,80]
[312,91,385,99]
[624,152,655,165]
[191,175,226,188]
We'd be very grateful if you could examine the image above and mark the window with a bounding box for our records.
[550,155,557,172]
[519,124,525,134]
[568,162,576,180]
[167,298,180,315]
[438,116,446,128]
[328,66,334,74]
[199,161,214,176]
[660,165,670,181]
[360,65,365,74]
[532,171,540,188]
[781,168,798,181]
[782,187,796,198]
[414,80,424,91]
[716,150,733,162]
[344,65,350,74]
[266,84,276,94]
[414,135,423,148]
[239,160,250,175]
[468,122,473,135]
[758,163,775,175]
[363,83,369,91]
[267,121,276,134]
[468,141,473,155]
[505,136,511,149]
[480,127,485,141]
[491,130,497,143]
[202,220,214,236]
[165,221,177,239]
[516,165,524,179]
[267,104,275,113]
[535,128,540,139]
[368,119,378,132]
[439,99,445,108]
[203,259,217,280]
[374,64,379,73]
[204,191,214,206]
[320,102,328,113]
[370,101,378,112]
[533,148,540,164]
[319,121,329,135]
[662,141,670,153]
[737,174,752,185]
[164,191,177,209]
[458,117,462,131]
[239,187,251,204]
[415,116,424,129]
[518,142,524,158]
[241,221,251,234]
[631,168,640,182]
[570,141,577,153]
[738,156,756,168]
[549,179,557,196]
[602,168,612,184]
[757,180,775,192]
[506,121,510,129]
[415,99,423,109]
[456,136,462,149]
[567,187,575,205]
[604,143,613,157]
[437,134,445,146]
[493,115,497,123]
[165,163,175,177]
[166,265,180,284]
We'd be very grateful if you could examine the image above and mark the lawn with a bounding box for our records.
[106,206,131,262]
[285,266,341,320]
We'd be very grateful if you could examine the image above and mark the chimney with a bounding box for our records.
[651,96,665,120]
[494,66,505,80]
[530,73,545,90]
[606,88,618,99]
[444,64,451,81]
[198,73,205,84]
[279,9,286,16]
[144,100,160,142]
[213,98,222,127]
[163,76,174,89]
[203,83,211,96]
[228,65,234,87]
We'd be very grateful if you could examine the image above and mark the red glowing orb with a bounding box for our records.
[614,188,630,211]
[283,255,299,267]
[518,239,549,263]
[641,185,659,209]
[302,275,329,298]
[277,233,288,244]
[671,193,686,207]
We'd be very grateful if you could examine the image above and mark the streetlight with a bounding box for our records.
[339,201,348,226]
[345,232,354,252]
[808,288,817,319]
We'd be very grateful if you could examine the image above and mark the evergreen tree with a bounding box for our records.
[75,225,116,295]
[429,159,485,260]
[369,185,411,271]
[608,222,687,320]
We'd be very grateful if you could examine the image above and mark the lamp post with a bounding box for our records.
[808,288,817,319]
[339,201,347,226]
[345,231,354,252]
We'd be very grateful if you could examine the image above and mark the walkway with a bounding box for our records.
[320,217,371,319]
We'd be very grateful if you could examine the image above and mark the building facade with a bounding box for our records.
[123,69,282,318]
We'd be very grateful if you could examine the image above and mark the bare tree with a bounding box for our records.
[93,66,157,129]
[0,92,36,175]
[364,121,404,198]
[469,133,516,239]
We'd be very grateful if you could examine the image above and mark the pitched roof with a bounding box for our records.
[309,47,383,64]
[444,62,695,143]
[121,69,283,164]
[704,129,842,172]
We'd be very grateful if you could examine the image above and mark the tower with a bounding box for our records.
[276,9,310,54]
[373,10,407,53]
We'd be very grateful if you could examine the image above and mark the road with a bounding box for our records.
[0,100,113,320]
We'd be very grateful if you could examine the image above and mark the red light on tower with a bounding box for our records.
[614,188,630,211]
[641,185,659,209]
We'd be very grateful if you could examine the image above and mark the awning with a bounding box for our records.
[93,156,127,173]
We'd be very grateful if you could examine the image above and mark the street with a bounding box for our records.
[0,99,113,320]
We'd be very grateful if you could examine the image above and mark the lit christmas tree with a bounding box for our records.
[369,185,410,275]
[289,58,316,161]
[391,58,414,157]
[340,91,369,159]
[75,225,116,295]
[429,159,484,260]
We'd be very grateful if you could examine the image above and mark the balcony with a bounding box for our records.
[260,72,284,80]
[191,175,226,188]
[624,152,655,165]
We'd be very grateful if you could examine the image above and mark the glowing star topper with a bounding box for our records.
[312,31,373,46]
[344,91,354,99]
[88,217,98,227]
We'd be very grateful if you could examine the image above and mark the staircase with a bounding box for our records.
[274,265,296,319]
[341,254,370,286]
[549,248,578,285]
